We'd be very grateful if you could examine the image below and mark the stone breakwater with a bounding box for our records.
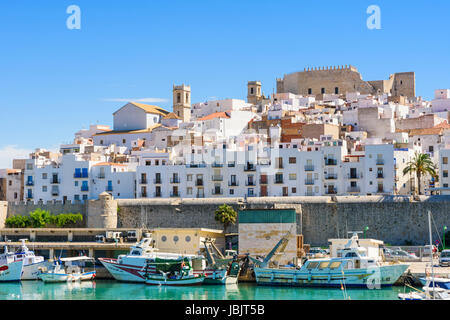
[4,195,450,246]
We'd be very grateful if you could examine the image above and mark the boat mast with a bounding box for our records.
[428,210,435,299]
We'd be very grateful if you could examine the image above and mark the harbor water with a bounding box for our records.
[0,280,410,300]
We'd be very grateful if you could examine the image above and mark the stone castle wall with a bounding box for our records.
[116,196,450,246]
[4,195,450,246]
[276,66,415,98]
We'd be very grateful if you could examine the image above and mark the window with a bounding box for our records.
[289,157,296,164]
[187,187,192,195]
[445,184,449,188]
[122,139,126,144]
[306,262,319,269]
[229,189,234,195]
[444,170,448,178]
[82,194,88,200]
[177,93,181,103]
[444,157,448,165]
[308,88,312,95]
[187,174,192,181]
[145,161,151,166]
[14,192,17,199]
[292,187,297,193]
[27,164,33,170]
[289,174,297,180]
[329,261,341,269]
[8,180,12,186]
[42,173,47,179]
[321,88,325,94]
[75,181,79,186]
[250,88,254,95]
[318,261,330,269]
[335,87,339,94]
[42,186,47,192]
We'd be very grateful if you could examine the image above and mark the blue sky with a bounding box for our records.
[1,0,450,167]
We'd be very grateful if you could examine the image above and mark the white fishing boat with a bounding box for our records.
[0,244,24,282]
[254,232,409,287]
[14,239,48,280]
[99,235,207,283]
[38,256,96,283]
[398,286,450,300]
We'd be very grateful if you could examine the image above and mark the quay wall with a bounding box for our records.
[4,196,450,246]
[117,196,450,246]
[5,200,88,227]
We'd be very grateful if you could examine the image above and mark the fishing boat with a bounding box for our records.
[419,276,450,289]
[202,238,240,285]
[144,258,204,286]
[15,239,48,280]
[38,256,96,283]
[398,285,450,300]
[99,235,206,283]
[254,232,409,288]
[0,244,24,282]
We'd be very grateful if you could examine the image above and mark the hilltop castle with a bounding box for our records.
[276,65,415,98]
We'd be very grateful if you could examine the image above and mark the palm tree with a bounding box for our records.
[214,204,237,233]
[403,152,437,195]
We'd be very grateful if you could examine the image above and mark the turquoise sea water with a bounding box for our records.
[0,280,410,300]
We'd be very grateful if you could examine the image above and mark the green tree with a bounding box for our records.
[403,152,437,195]
[29,209,52,228]
[214,204,237,232]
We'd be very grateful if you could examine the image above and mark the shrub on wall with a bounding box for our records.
[5,209,83,228]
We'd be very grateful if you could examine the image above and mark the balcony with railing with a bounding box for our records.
[376,159,385,165]
[347,173,362,179]
[170,177,180,183]
[325,188,337,195]
[347,186,361,193]
[141,192,147,198]
[140,179,148,184]
[244,164,256,171]
[304,165,315,171]
[377,173,384,179]
[305,179,314,185]
[247,193,257,198]
[228,180,239,186]
[324,173,337,180]
[325,158,337,166]
[26,180,34,186]
[246,180,256,186]
[195,179,204,186]
[212,162,223,168]
[154,178,162,184]
[154,192,161,198]
[196,193,205,198]
[51,178,60,184]
[211,175,223,181]
[81,186,89,192]
[98,174,105,179]
[212,188,223,195]
[51,189,59,196]
[274,177,284,184]
[170,191,180,197]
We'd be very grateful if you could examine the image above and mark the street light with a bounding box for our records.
[364,226,369,239]
[444,226,448,250]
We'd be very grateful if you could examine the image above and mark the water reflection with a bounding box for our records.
[0,280,406,300]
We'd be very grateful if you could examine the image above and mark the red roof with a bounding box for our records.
[198,111,231,121]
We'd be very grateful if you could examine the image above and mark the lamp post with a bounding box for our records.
[364,226,369,239]
[444,226,448,250]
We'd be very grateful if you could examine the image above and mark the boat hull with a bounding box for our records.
[419,277,450,290]
[254,264,409,288]
[0,260,24,282]
[145,276,204,286]
[22,261,50,280]
[40,271,96,283]
[99,258,210,283]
